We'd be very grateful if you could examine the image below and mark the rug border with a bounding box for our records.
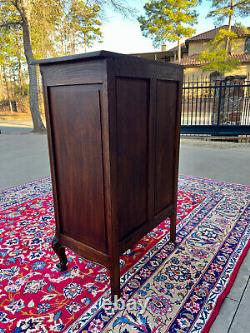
[0,176,49,193]
[202,239,250,333]
[180,174,250,189]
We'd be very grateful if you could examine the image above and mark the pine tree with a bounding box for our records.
[0,27,25,108]
[138,0,199,63]
[0,28,16,112]
[0,0,134,131]
[58,0,102,55]
[200,0,250,74]
[0,0,61,131]
[208,0,250,54]
[199,29,241,73]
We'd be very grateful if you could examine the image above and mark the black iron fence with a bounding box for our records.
[181,75,250,136]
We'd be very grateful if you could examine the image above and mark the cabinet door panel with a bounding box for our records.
[48,84,107,252]
[116,78,149,240]
[155,80,178,215]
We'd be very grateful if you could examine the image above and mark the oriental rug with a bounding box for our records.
[0,176,249,333]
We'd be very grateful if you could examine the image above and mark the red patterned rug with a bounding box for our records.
[0,176,249,333]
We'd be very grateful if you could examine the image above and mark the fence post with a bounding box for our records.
[217,80,224,127]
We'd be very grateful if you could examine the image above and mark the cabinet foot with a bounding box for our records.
[52,236,68,271]
[110,259,121,301]
[170,214,176,243]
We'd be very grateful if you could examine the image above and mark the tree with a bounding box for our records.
[30,0,62,59]
[138,0,199,63]
[0,0,134,131]
[0,25,25,112]
[208,0,250,54]
[57,0,102,55]
[0,0,62,131]
[199,28,241,73]
[93,0,136,18]
[0,28,15,112]
[199,0,250,74]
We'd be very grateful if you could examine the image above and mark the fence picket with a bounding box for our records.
[181,76,250,136]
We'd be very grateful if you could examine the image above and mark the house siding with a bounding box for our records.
[184,63,250,80]
[188,41,210,56]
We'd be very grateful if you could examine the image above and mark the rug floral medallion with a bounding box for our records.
[0,176,249,333]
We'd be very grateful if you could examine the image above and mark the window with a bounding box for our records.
[245,37,250,53]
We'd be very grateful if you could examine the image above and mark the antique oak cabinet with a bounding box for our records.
[36,51,183,298]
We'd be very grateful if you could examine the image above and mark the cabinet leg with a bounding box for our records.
[52,236,68,271]
[170,213,176,243]
[110,259,121,301]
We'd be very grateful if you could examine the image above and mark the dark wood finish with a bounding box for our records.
[48,84,107,252]
[52,236,67,271]
[116,78,149,240]
[155,80,178,214]
[37,51,183,299]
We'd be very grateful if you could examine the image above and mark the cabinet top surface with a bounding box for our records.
[32,50,182,71]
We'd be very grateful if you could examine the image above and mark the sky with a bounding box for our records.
[89,0,250,54]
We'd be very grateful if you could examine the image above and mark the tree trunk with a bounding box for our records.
[10,67,18,112]
[225,0,234,55]
[0,67,4,101]
[27,62,45,131]
[84,35,87,53]
[177,39,181,63]
[18,56,23,96]
[2,66,13,113]
[16,35,24,96]
[18,2,45,132]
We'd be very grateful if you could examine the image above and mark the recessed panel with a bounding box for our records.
[48,84,107,252]
[155,80,178,214]
[116,78,149,240]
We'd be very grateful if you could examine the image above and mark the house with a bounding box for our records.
[132,25,250,80]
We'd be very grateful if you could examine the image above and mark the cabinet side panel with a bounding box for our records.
[155,80,178,215]
[116,78,149,240]
[48,84,107,252]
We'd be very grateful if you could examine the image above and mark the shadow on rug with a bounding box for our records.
[0,176,249,333]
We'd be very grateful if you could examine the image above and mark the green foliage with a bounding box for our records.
[138,0,199,47]
[0,1,21,28]
[199,28,243,73]
[30,0,63,58]
[200,0,250,74]
[0,29,17,65]
[0,0,104,118]
[0,31,24,70]
[208,0,250,25]
[57,0,102,55]
[0,0,102,58]
[91,0,136,18]
[199,49,240,74]
[0,0,133,127]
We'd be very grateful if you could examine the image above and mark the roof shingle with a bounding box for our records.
[186,25,250,43]
[176,53,250,66]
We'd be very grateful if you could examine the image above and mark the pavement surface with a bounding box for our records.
[0,131,249,333]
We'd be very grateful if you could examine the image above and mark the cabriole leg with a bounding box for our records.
[52,236,68,271]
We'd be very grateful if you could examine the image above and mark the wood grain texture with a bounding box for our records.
[40,60,105,87]
[48,84,107,252]
[154,80,178,215]
[116,78,149,240]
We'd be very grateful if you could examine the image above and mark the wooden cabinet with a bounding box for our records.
[36,51,183,298]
